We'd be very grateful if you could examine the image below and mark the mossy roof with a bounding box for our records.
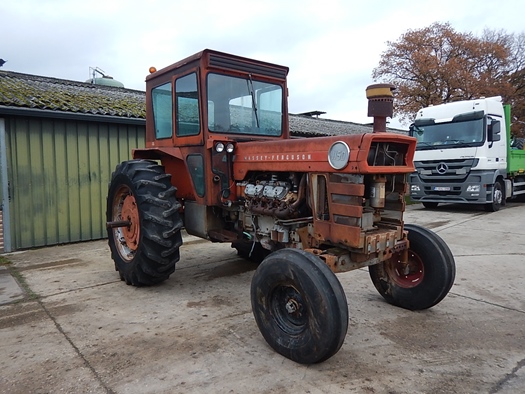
[0,70,145,119]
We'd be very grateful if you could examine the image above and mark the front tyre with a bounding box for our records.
[369,224,455,310]
[485,180,504,212]
[106,160,183,286]
[251,249,348,364]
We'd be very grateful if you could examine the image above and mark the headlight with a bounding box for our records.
[466,185,480,192]
[215,142,225,153]
[411,185,420,191]
[226,143,235,153]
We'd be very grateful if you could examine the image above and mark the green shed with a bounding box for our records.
[0,71,146,252]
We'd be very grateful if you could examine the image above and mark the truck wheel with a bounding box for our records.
[485,180,503,212]
[251,249,348,364]
[106,160,183,286]
[422,202,438,209]
[369,224,455,310]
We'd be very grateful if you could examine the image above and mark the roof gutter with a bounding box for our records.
[0,105,146,126]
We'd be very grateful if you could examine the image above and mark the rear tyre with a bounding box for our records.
[485,180,504,212]
[251,249,348,364]
[369,224,455,310]
[106,160,183,286]
[422,202,439,209]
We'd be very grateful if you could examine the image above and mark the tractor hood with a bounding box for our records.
[232,133,416,180]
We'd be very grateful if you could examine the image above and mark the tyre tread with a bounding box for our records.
[369,224,455,310]
[107,159,183,286]
[251,249,348,364]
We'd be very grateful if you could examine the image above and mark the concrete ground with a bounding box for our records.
[0,203,524,394]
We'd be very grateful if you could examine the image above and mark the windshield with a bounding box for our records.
[207,73,283,136]
[411,118,485,150]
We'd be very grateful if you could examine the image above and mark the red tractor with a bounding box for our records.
[106,50,455,364]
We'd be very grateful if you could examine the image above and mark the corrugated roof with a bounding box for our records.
[0,70,405,135]
[290,114,380,136]
[0,70,145,118]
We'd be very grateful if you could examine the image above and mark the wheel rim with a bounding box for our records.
[270,285,308,335]
[386,250,424,288]
[112,185,140,262]
[494,184,503,205]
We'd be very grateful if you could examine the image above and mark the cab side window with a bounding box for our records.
[152,82,173,139]
[176,73,200,136]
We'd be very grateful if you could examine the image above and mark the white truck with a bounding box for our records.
[408,96,525,211]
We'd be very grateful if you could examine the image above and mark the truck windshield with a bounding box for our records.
[207,73,283,136]
[411,118,485,150]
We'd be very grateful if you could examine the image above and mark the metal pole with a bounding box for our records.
[0,118,12,252]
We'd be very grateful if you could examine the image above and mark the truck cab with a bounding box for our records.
[409,96,525,211]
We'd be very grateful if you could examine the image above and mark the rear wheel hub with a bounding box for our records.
[121,194,139,251]
[112,185,140,262]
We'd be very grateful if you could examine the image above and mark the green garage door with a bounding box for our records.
[3,116,145,250]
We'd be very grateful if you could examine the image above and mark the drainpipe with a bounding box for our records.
[0,118,11,252]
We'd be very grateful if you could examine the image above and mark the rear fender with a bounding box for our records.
[133,147,197,201]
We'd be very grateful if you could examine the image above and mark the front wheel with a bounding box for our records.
[251,249,348,364]
[485,180,504,212]
[106,160,183,286]
[369,224,455,310]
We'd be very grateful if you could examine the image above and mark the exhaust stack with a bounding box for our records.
[366,84,395,132]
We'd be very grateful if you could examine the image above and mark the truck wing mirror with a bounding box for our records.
[488,119,501,142]
[411,118,434,137]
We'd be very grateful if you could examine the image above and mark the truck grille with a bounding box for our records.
[414,159,477,181]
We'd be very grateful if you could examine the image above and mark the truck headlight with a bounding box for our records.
[411,185,420,192]
[466,185,480,192]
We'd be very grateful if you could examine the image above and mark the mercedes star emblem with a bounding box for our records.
[436,162,448,174]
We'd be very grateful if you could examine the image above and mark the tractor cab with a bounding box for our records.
[134,49,290,207]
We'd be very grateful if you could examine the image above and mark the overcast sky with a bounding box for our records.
[2,0,524,128]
